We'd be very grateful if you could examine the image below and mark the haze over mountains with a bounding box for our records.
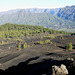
[0,8,59,16]
[0,5,75,32]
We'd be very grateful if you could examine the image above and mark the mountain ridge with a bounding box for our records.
[0,5,75,32]
[57,5,75,21]
[0,8,59,17]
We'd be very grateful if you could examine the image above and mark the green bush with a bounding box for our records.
[17,43,21,50]
[23,43,27,48]
[8,47,10,49]
[43,35,55,39]
[44,39,51,44]
[39,41,44,44]
[66,42,72,50]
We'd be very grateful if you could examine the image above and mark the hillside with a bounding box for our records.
[0,8,59,17]
[0,23,75,75]
[57,5,75,21]
[0,9,20,17]
[0,9,75,32]
[24,8,59,15]
[0,23,69,39]
[0,5,75,32]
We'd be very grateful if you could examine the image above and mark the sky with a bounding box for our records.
[0,0,75,12]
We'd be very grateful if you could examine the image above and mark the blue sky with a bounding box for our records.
[0,0,75,11]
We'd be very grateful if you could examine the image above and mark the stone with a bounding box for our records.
[66,57,74,62]
[52,64,68,75]
[65,57,74,68]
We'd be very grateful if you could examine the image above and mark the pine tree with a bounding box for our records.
[66,42,72,50]
[17,43,21,50]
[23,43,27,48]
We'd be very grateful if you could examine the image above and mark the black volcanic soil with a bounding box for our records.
[0,34,75,75]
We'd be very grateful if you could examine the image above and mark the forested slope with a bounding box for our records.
[0,23,69,38]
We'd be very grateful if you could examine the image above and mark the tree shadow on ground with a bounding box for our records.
[58,46,66,49]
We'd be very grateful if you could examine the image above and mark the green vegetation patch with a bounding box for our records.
[66,42,72,50]
[0,23,69,39]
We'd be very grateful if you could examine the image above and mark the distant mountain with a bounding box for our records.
[25,8,59,15]
[0,9,75,31]
[0,5,75,32]
[0,9,20,17]
[0,8,59,17]
[57,5,75,21]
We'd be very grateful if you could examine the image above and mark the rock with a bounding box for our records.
[65,57,74,68]
[52,64,68,75]
[66,57,74,62]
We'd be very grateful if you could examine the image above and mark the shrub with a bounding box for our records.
[28,45,30,48]
[44,39,51,44]
[17,43,21,50]
[66,42,72,50]
[39,40,44,44]
[54,44,56,46]
[8,47,10,49]
[43,35,55,39]
[1,41,4,44]
[23,43,27,48]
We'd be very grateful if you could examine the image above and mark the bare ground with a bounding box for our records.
[0,34,75,75]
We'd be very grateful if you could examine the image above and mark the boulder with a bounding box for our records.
[65,57,74,67]
[52,64,68,75]
[66,57,74,62]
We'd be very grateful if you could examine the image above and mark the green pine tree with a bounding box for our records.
[23,43,27,48]
[17,43,21,50]
[66,42,72,50]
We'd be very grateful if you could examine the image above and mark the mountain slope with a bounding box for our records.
[0,9,20,17]
[57,5,75,21]
[25,8,59,15]
[0,9,75,31]
[0,5,75,32]
[0,8,59,17]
